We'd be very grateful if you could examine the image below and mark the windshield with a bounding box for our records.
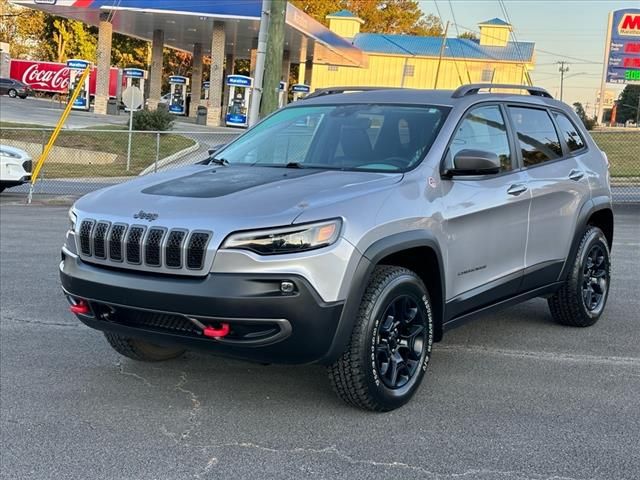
[214,104,449,172]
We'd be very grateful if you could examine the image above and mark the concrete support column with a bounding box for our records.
[189,42,203,117]
[297,62,306,84]
[147,29,164,110]
[94,12,112,115]
[222,53,235,117]
[281,51,290,106]
[206,21,225,126]
[249,48,258,78]
[304,59,313,87]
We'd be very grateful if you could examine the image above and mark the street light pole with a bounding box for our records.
[558,61,570,102]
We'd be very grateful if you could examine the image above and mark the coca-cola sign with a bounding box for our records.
[9,59,120,96]
[21,62,70,91]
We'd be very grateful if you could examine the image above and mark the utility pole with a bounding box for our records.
[248,0,271,126]
[260,0,286,118]
[557,61,570,102]
[433,22,450,90]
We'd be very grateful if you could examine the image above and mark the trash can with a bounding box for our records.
[196,105,208,125]
[107,98,119,115]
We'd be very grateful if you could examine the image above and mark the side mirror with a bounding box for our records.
[445,149,500,176]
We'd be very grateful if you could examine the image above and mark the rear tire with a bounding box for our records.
[328,266,433,411]
[8,89,17,98]
[104,332,185,362]
[548,226,611,327]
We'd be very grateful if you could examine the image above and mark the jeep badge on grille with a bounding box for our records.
[133,210,159,222]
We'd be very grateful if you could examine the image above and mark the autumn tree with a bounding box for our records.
[291,0,442,36]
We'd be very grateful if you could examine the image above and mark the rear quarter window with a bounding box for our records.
[553,112,586,152]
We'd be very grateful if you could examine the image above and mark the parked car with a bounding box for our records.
[0,78,33,99]
[0,145,32,191]
[60,84,613,411]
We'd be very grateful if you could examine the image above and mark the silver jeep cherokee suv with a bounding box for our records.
[61,84,613,411]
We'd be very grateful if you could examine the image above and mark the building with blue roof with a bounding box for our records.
[312,11,536,92]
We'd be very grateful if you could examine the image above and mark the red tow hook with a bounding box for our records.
[70,300,90,315]
[203,323,230,339]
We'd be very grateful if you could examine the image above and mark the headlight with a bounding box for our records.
[221,219,342,255]
[68,209,77,232]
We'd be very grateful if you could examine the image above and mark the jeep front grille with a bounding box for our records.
[77,219,212,275]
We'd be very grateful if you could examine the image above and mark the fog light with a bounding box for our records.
[280,281,295,294]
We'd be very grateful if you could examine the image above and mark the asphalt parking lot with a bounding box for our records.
[1,203,639,480]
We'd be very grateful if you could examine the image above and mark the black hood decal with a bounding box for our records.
[142,166,321,198]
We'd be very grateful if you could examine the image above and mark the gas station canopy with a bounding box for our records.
[16,0,367,67]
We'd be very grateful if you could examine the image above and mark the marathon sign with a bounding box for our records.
[123,68,146,79]
[605,9,640,84]
[9,59,120,96]
[226,75,253,87]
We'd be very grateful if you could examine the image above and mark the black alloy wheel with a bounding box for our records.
[581,244,608,314]
[375,295,427,389]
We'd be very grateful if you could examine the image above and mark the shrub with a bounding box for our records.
[132,109,174,131]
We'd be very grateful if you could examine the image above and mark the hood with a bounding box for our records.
[74,165,402,233]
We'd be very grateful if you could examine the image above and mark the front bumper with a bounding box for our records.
[60,251,344,365]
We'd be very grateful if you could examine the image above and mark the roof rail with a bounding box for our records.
[304,86,397,99]
[452,84,553,99]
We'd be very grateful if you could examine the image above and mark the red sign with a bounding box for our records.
[620,14,640,35]
[9,59,120,97]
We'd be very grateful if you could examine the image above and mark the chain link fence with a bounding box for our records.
[0,126,638,202]
[0,127,240,196]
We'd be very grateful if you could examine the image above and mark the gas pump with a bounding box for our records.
[122,68,147,111]
[225,75,253,128]
[202,81,210,101]
[66,59,91,111]
[278,81,287,108]
[168,75,189,115]
[291,84,311,102]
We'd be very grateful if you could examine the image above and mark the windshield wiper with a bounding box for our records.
[209,157,229,166]
[284,162,303,168]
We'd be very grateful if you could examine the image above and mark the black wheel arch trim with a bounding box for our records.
[558,197,613,282]
[322,231,445,364]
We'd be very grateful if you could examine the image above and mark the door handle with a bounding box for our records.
[507,184,528,196]
[569,169,585,181]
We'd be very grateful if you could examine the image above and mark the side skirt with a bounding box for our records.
[443,282,563,333]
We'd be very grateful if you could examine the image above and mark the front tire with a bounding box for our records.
[548,226,611,327]
[329,266,433,411]
[104,332,185,361]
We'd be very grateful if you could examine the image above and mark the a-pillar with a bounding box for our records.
[206,21,225,126]
[189,42,203,117]
[147,29,164,110]
[94,12,112,115]
[222,53,234,117]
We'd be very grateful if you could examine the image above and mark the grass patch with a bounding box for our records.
[591,131,639,178]
[0,123,196,178]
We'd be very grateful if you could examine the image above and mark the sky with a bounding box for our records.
[418,0,639,113]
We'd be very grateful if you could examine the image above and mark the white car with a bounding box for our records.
[0,145,32,192]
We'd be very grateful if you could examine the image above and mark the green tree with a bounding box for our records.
[291,0,442,36]
[616,85,640,124]
[573,102,596,130]
[458,31,478,40]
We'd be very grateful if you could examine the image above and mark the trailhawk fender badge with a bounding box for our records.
[133,210,159,222]
[428,177,437,188]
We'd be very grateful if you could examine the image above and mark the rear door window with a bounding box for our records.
[553,112,586,152]
[508,107,563,167]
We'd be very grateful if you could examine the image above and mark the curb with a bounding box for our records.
[139,140,200,176]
